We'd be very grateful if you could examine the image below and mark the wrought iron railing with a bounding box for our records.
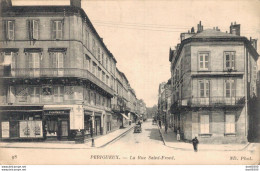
[0,68,114,95]
[178,96,245,107]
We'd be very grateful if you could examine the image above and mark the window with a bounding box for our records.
[97,48,101,61]
[92,62,97,76]
[86,31,90,49]
[199,80,210,97]
[97,67,101,80]
[84,54,90,70]
[52,20,63,40]
[106,75,109,85]
[53,52,64,76]
[102,71,105,82]
[101,52,104,65]
[199,52,209,70]
[92,39,96,56]
[224,52,235,70]
[54,86,64,103]
[110,59,112,73]
[200,114,209,134]
[225,79,235,98]
[28,20,39,40]
[30,87,40,103]
[102,97,105,106]
[225,114,235,134]
[42,86,53,102]
[65,86,74,100]
[16,86,29,103]
[28,53,40,77]
[4,20,15,40]
[106,56,108,69]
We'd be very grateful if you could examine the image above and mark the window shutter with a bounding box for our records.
[3,20,7,41]
[51,21,55,40]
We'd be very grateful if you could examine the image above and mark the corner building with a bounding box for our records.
[169,22,258,143]
[0,0,120,141]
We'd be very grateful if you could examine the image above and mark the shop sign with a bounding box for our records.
[70,105,84,130]
[44,110,69,115]
[20,121,43,138]
[1,122,9,138]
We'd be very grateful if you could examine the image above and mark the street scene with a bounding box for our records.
[0,0,260,166]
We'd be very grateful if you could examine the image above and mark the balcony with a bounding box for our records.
[178,96,245,107]
[111,104,120,113]
[0,68,114,95]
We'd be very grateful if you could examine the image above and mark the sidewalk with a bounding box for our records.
[0,125,134,149]
[158,125,259,151]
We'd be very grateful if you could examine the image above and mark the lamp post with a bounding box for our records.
[90,114,95,147]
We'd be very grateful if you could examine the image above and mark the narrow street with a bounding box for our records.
[0,120,259,165]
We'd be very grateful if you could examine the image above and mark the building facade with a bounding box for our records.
[169,21,259,143]
[0,0,141,141]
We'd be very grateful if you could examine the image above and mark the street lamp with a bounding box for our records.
[89,116,95,147]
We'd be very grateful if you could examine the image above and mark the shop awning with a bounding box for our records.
[0,105,43,111]
[121,113,130,120]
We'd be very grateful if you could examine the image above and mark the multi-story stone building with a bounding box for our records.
[169,21,259,143]
[0,0,140,141]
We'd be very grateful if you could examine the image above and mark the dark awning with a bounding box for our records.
[0,105,43,112]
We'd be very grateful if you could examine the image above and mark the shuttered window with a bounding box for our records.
[200,114,209,134]
[52,20,63,40]
[225,114,235,133]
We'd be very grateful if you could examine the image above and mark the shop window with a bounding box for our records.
[200,114,209,134]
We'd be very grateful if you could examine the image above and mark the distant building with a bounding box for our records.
[169,21,259,143]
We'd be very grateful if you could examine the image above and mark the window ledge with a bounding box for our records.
[199,133,212,138]
[224,133,236,137]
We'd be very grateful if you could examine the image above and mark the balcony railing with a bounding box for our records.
[0,68,114,95]
[178,96,245,107]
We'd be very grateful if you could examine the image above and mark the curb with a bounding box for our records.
[0,126,134,150]
[98,126,135,148]
[157,126,251,151]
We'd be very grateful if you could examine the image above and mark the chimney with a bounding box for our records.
[230,22,240,36]
[197,21,203,33]
[250,38,258,51]
[191,27,195,33]
[0,0,12,14]
[70,0,81,8]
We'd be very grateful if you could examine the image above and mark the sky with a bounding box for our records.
[13,0,260,107]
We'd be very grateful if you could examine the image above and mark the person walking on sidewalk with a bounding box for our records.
[177,128,180,141]
[158,120,162,129]
[192,137,199,152]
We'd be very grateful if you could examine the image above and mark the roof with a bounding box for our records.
[191,29,239,38]
[172,29,259,68]
[2,5,117,63]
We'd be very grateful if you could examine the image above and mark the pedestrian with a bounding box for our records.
[177,128,180,141]
[158,120,162,129]
[192,137,199,152]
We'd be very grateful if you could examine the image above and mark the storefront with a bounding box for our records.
[0,106,43,140]
[84,110,92,138]
[94,112,102,136]
[43,110,70,140]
